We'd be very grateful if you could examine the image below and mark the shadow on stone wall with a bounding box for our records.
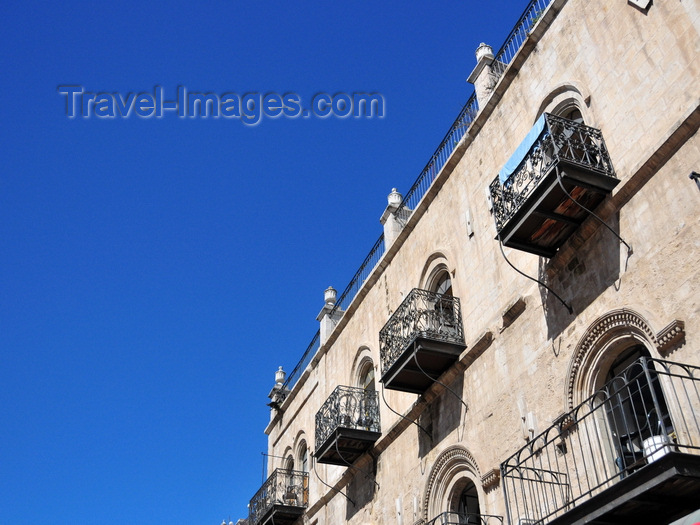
[539,214,623,341]
[418,374,465,459]
[345,458,377,520]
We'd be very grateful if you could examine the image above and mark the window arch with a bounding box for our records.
[424,264,453,296]
[567,308,660,409]
[559,105,583,123]
[352,346,376,391]
[359,360,375,392]
[297,440,309,474]
[534,82,592,125]
[423,446,484,523]
[283,450,294,472]
[433,270,453,297]
[570,309,676,477]
[418,252,456,294]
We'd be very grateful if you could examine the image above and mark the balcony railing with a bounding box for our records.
[501,358,700,525]
[488,114,617,257]
[426,512,504,525]
[315,385,381,449]
[248,469,308,525]
[379,289,465,393]
[315,385,381,465]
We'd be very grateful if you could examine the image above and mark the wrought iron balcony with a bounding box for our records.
[426,512,504,525]
[489,114,618,257]
[379,288,465,394]
[315,385,381,466]
[248,469,308,525]
[501,357,700,525]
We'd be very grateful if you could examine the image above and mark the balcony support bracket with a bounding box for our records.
[380,381,431,439]
[312,455,356,508]
[554,166,633,258]
[333,439,380,489]
[497,234,573,314]
[413,349,469,413]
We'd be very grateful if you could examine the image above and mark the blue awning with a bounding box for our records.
[498,113,547,184]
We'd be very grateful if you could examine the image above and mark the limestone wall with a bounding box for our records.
[262,1,700,523]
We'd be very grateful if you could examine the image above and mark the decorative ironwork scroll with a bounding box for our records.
[379,288,464,376]
[489,114,616,234]
[248,469,308,525]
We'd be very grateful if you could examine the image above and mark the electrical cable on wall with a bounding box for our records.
[379,382,431,438]
[312,454,355,507]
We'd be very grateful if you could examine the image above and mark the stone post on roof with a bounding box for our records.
[380,188,411,246]
[267,366,289,413]
[317,286,343,345]
[467,43,503,108]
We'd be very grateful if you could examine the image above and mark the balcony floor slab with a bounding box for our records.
[380,336,466,394]
[499,162,619,258]
[316,427,381,466]
[547,452,700,525]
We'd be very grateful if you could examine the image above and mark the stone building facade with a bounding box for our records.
[246,1,700,524]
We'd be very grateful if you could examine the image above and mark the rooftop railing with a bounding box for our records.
[281,0,554,396]
[491,0,552,83]
[330,234,385,316]
[279,331,320,399]
[501,357,700,525]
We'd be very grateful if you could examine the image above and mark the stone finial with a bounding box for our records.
[324,286,337,305]
[318,286,343,345]
[268,366,289,411]
[475,42,494,62]
[275,366,286,386]
[468,42,501,107]
[381,187,411,247]
[387,187,403,208]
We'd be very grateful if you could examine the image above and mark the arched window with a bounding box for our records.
[284,454,294,471]
[359,361,375,392]
[455,481,481,524]
[298,442,309,474]
[599,344,672,474]
[559,105,583,123]
[424,446,484,523]
[431,270,453,297]
[429,270,457,335]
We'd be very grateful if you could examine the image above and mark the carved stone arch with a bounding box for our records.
[534,82,593,125]
[422,445,482,521]
[418,251,456,292]
[567,308,659,409]
[351,345,376,388]
[281,445,295,470]
[292,429,307,457]
[294,434,310,475]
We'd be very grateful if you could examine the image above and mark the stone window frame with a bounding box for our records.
[566,308,684,410]
[352,346,377,391]
[421,445,485,523]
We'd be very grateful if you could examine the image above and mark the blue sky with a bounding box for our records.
[1,1,528,523]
